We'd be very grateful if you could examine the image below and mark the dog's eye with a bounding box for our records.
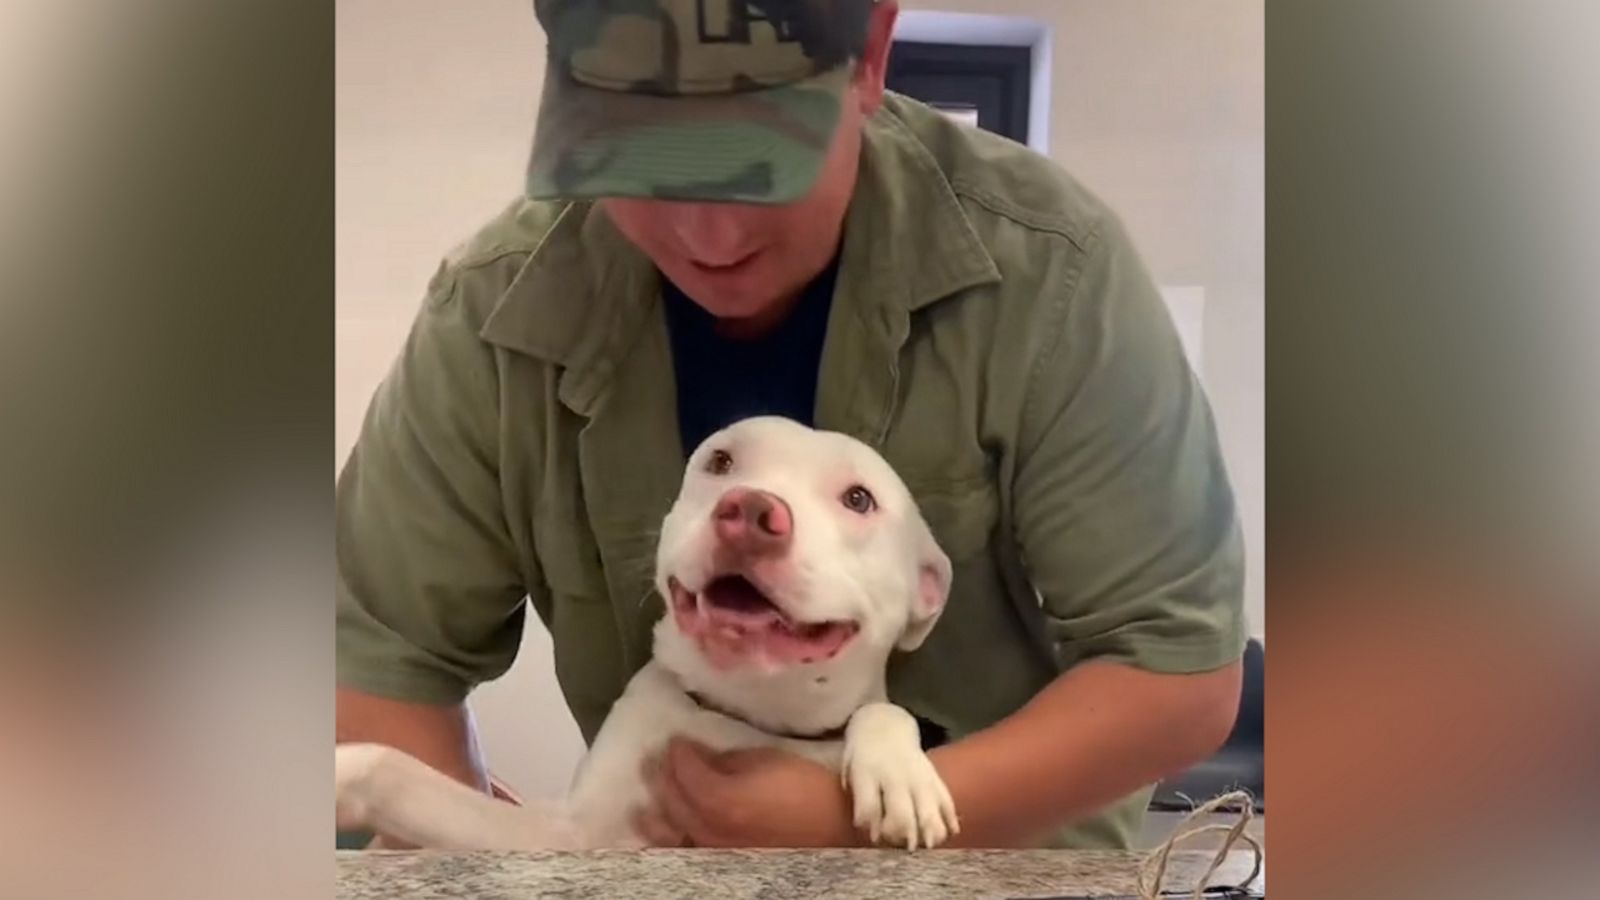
[705,449,734,476]
[840,485,876,514]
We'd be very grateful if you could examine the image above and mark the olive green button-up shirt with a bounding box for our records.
[336,93,1247,849]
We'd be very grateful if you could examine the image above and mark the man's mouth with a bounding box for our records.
[667,575,859,665]
[688,249,760,274]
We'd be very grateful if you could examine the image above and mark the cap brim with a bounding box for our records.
[525,65,851,206]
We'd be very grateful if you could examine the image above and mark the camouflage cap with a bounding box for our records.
[527,0,876,205]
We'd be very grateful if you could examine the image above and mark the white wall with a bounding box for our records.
[336,0,1264,799]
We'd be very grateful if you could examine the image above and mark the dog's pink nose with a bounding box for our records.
[712,488,792,555]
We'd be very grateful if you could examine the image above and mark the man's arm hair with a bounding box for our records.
[928,659,1241,847]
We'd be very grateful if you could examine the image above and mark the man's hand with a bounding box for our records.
[636,738,865,848]
[633,660,1239,850]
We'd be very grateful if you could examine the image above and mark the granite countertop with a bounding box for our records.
[336,848,1263,899]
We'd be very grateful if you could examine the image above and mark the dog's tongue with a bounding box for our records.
[701,576,779,624]
[693,577,858,667]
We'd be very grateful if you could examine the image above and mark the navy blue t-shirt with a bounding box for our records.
[661,256,839,457]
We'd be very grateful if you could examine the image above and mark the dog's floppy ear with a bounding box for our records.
[897,535,952,652]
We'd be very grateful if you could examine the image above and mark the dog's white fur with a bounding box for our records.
[336,417,958,850]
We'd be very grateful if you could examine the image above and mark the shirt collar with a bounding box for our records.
[479,102,1002,413]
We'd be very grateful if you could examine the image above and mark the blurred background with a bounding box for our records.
[335,0,1265,808]
[0,0,1595,898]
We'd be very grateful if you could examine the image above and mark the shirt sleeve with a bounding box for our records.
[1012,214,1247,674]
[336,262,529,704]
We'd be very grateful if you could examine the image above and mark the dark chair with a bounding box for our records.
[1151,638,1264,811]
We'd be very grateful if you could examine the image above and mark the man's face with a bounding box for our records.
[600,108,863,325]
[599,1,897,329]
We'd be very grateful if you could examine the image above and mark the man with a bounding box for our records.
[337,0,1245,850]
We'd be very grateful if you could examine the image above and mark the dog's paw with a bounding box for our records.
[841,703,960,850]
[335,742,390,832]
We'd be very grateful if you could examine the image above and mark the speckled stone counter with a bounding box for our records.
[335,848,1263,899]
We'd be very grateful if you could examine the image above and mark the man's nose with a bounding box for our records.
[668,204,751,261]
[711,488,793,556]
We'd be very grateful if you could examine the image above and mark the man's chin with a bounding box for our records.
[686,290,781,322]
[670,267,797,316]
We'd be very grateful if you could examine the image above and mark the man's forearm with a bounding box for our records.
[928,658,1242,848]
[336,686,491,793]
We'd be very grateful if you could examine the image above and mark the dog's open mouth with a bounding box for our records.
[668,575,859,664]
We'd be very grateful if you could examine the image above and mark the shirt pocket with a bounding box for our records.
[536,491,664,663]
[533,503,612,603]
[893,476,1053,731]
[527,501,638,740]
[908,474,999,565]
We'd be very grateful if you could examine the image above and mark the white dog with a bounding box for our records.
[335,416,959,850]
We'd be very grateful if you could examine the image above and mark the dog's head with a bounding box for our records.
[654,417,952,676]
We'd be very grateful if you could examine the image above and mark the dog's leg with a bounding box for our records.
[336,743,585,851]
[840,703,960,850]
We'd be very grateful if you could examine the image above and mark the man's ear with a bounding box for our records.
[897,539,951,652]
[852,0,898,116]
